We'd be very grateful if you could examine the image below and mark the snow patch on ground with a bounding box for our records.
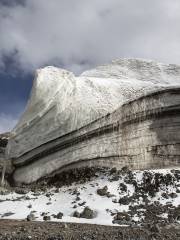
[0,168,180,226]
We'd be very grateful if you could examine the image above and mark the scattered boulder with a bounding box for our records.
[119,183,127,192]
[43,215,51,221]
[15,188,29,195]
[115,212,131,221]
[0,187,10,195]
[73,211,80,218]
[110,175,120,181]
[45,193,52,198]
[113,212,132,225]
[169,192,178,199]
[78,201,86,206]
[55,212,63,219]
[75,196,81,201]
[121,166,130,174]
[1,212,15,217]
[97,186,108,196]
[80,207,95,219]
[110,167,117,174]
[54,188,60,193]
[46,167,104,187]
[25,196,31,200]
[27,213,36,221]
[119,196,131,205]
[106,192,115,198]
[161,192,169,199]
[73,207,95,219]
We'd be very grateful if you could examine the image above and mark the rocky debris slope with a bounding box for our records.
[0,133,9,148]
[0,133,11,176]
[0,167,180,228]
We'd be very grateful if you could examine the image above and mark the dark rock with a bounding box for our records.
[32,192,41,196]
[45,193,51,198]
[162,192,169,199]
[78,201,86,206]
[169,192,178,198]
[54,188,60,193]
[15,188,29,195]
[73,211,80,218]
[55,212,63,219]
[106,192,115,198]
[121,166,130,174]
[1,212,15,217]
[80,207,95,219]
[43,215,51,221]
[110,167,117,174]
[110,175,120,181]
[25,196,31,200]
[27,213,36,221]
[115,212,131,221]
[119,183,127,192]
[0,133,9,147]
[41,212,48,216]
[0,188,10,195]
[46,167,103,187]
[97,186,108,196]
[76,196,81,201]
[176,188,180,193]
[119,196,131,205]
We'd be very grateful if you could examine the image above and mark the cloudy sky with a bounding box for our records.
[0,0,180,133]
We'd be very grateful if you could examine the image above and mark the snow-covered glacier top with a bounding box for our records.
[82,58,180,85]
[7,59,180,158]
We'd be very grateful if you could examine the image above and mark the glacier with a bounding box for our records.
[6,58,180,184]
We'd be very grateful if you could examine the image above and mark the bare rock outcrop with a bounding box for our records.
[0,133,11,174]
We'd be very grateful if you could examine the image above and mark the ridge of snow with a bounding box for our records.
[81,58,180,85]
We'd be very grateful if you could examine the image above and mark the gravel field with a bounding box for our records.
[0,219,180,240]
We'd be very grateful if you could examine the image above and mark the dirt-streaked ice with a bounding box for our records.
[7,59,180,159]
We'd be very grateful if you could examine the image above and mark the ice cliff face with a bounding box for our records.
[7,59,180,182]
[7,59,180,160]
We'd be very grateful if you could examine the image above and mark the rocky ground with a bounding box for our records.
[0,166,180,239]
[0,219,180,240]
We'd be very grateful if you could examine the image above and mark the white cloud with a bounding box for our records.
[0,113,18,133]
[0,0,180,74]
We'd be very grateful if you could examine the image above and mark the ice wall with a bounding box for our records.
[6,59,180,184]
